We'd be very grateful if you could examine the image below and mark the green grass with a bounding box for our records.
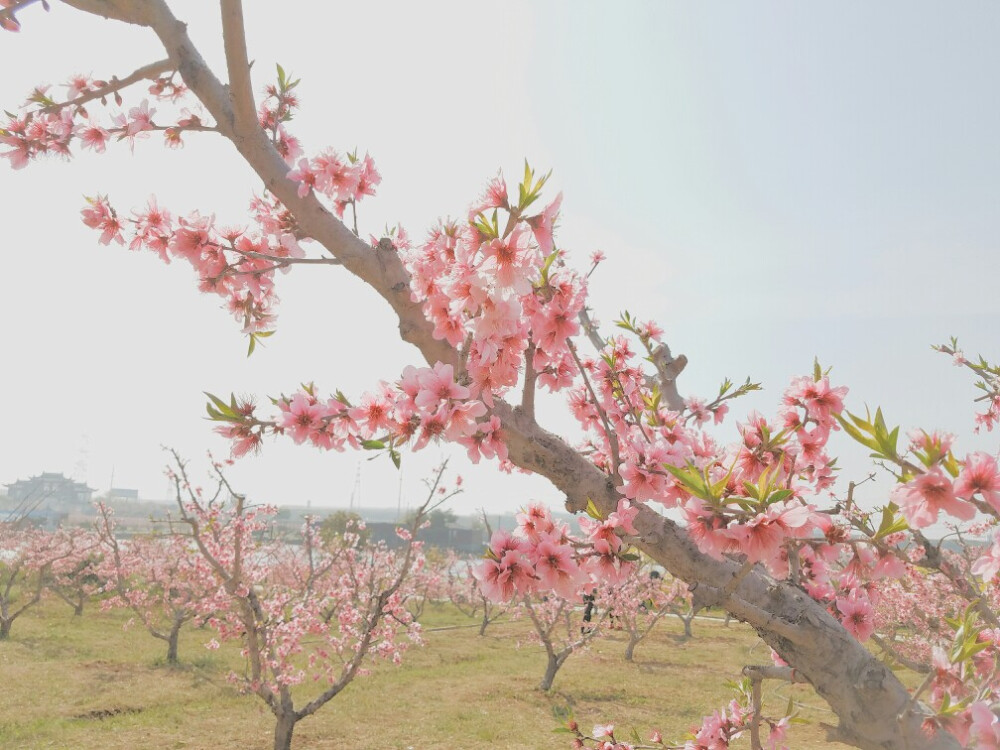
[0,600,842,749]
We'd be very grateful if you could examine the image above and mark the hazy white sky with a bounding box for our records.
[2,2,998,516]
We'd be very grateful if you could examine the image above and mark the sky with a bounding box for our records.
[1,2,998,518]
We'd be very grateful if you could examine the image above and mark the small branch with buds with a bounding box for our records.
[41,59,174,113]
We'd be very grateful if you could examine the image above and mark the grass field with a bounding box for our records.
[0,600,844,749]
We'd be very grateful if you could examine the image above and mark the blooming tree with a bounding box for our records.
[443,550,509,636]
[42,525,103,617]
[5,3,1000,748]
[0,522,69,638]
[596,561,692,661]
[474,503,628,691]
[165,452,448,750]
[95,503,210,664]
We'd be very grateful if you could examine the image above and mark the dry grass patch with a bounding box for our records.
[0,600,848,748]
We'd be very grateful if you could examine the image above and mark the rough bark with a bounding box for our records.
[624,637,638,662]
[166,622,180,665]
[676,609,694,639]
[539,652,567,692]
[273,712,296,750]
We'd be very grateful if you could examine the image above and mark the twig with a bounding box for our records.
[42,59,174,113]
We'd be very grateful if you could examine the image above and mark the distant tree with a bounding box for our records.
[43,526,103,617]
[404,508,457,529]
[167,452,455,750]
[318,509,368,546]
[444,551,508,636]
[0,523,72,638]
[95,504,210,664]
[597,562,690,661]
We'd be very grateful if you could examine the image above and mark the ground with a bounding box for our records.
[1,600,843,749]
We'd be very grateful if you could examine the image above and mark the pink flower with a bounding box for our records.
[287,158,317,197]
[608,499,639,536]
[954,452,1000,511]
[969,701,1000,750]
[836,589,875,642]
[280,393,325,445]
[592,724,615,739]
[78,121,111,153]
[972,532,1000,582]
[527,192,562,255]
[81,196,124,245]
[413,363,468,411]
[532,537,582,600]
[468,171,508,219]
[123,100,156,136]
[890,469,975,528]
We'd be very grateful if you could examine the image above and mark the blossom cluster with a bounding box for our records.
[473,502,637,603]
[1,72,201,169]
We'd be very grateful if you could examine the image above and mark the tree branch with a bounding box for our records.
[42,58,173,112]
[219,0,255,128]
[59,0,152,25]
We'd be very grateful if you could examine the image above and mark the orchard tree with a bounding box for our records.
[95,503,210,664]
[596,561,692,661]
[474,503,626,691]
[0,522,71,638]
[43,525,103,617]
[166,453,448,750]
[443,550,508,636]
[5,4,1000,749]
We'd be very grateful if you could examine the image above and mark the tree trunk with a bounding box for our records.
[624,636,639,662]
[73,597,84,617]
[539,653,561,692]
[273,713,296,750]
[166,622,181,665]
[479,612,489,636]
[0,618,10,640]
[681,611,693,639]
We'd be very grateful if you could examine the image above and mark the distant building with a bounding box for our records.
[5,472,94,506]
[366,521,485,553]
[3,472,95,528]
[109,487,139,501]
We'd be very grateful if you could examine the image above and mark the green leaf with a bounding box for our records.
[276,63,286,88]
[585,498,605,521]
[766,489,794,504]
[361,440,385,450]
[390,450,401,470]
[874,503,909,538]
[836,412,880,452]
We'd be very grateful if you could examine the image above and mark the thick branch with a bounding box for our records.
[648,341,686,411]
[219,0,255,128]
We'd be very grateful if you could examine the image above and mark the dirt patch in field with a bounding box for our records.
[75,706,143,721]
